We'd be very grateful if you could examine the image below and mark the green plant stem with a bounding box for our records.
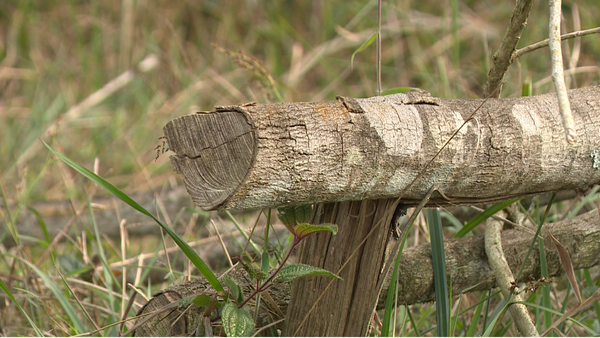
[238,236,302,308]
[515,192,556,280]
[427,208,449,337]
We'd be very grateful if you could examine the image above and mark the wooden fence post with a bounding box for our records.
[284,199,396,336]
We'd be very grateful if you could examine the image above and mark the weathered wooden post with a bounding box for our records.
[160,87,600,336]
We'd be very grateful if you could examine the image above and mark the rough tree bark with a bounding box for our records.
[164,87,600,211]
[284,199,396,336]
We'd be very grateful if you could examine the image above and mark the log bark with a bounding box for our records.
[284,199,396,336]
[134,208,600,335]
[164,86,600,211]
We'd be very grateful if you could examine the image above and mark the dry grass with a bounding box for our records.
[0,0,599,336]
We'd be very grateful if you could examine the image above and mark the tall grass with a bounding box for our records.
[0,0,599,336]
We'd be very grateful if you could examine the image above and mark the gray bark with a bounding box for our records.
[164,86,600,212]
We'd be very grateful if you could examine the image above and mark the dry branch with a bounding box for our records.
[165,86,600,211]
[549,0,577,144]
[482,0,534,98]
[485,211,538,336]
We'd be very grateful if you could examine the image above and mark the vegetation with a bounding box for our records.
[1,0,599,336]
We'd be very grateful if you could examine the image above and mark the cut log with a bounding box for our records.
[164,87,600,211]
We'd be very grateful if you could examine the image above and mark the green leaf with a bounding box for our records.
[453,197,521,238]
[261,251,270,273]
[14,255,86,334]
[177,296,195,308]
[0,277,44,336]
[277,205,312,227]
[350,32,377,69]
[221,303,255,337]
[381,87,421,96]
[223,276,245,305]
[271,263,341,283]
[42,140,224,292]
[293,223,338,238]
[192,294,212,307]
[240,257,269,281]
[27,205,51,244]
[522,77,532,97]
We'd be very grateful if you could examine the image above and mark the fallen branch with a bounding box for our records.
[165,86,600,211]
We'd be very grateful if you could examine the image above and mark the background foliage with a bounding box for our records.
[0,0,599,336]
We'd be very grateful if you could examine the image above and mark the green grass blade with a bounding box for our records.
[453,198,521,238]
[381,247,401,336]
[0,278,45,336]
[566,185,600,218]
[522,77,533,97]
[42,140,224,292]
[538,237,552,334]
[350,32,377,68]
[481,298,509,337]
[515,193,556,280]
[26,206,51,244]
[449,295,461,337]
[382,203,426,336]
[466,292,488,337]
[427,208,449,337]
[84,189,119,331]
[518,301,599,336]
[583,269,600,329]
[225,210,261,254]
[407,306,420,337]
[14,255,86,334]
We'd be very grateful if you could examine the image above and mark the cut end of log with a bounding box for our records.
[163,111,256,210]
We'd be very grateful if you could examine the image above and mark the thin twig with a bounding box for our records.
[512,27,600,61]
[119,289,138,336]
[252,318,286,337]
[482,0,534,98]
[210,219,234,268]
[540,288,600,336]
[549,0,577,144]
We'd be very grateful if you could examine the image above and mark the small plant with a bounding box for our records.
[217,205,340,335]
[42,141,341,336]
